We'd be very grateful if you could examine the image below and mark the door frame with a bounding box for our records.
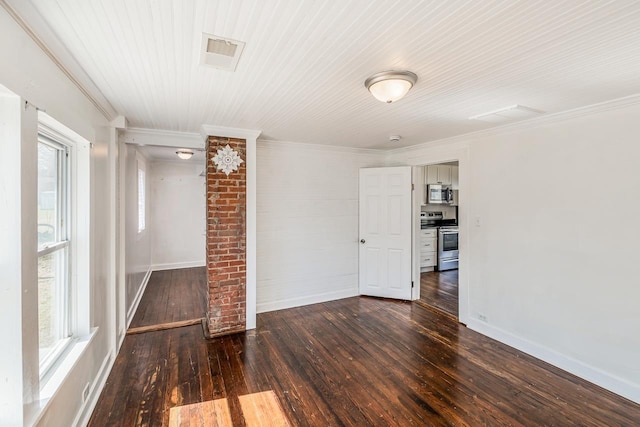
[408,146,469,325]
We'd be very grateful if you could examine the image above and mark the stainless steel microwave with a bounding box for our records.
[427,184,454,204]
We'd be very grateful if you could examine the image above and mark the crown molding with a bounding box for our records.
[258,139,385,156]
[1,0,119,121]
[200,124,262,141]
[110,116,128,130]
[390,93,640,156]
[122,127,203,149]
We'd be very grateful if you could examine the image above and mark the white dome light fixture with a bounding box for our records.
[176,149,194,160]
[365,70,418,103]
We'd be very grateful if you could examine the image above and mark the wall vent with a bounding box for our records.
[200,33,245,71]
[469,104,544,123]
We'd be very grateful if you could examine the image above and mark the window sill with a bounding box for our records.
[27,328,98,425]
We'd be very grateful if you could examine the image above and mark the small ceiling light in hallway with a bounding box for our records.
[176,149,194,160]
[365,70,418,103]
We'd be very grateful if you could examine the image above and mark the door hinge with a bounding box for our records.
[411,183,414,191]
[411,281,414,288]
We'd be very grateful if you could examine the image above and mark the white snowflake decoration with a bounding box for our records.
[212,144,243,176]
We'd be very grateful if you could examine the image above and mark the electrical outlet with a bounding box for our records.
[478,313,487,322]
[82,382,91,402]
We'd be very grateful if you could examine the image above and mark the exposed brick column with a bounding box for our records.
[205,136,246,337]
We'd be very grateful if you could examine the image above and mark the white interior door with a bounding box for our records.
[359,166,412,300]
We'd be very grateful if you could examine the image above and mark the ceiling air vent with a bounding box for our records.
[469,104,544,123]
[199,33,245,71]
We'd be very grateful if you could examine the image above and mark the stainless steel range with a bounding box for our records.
[438,226,459,271]
[419,211,459,271]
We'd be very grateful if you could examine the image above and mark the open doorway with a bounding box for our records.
[415,161,459,318]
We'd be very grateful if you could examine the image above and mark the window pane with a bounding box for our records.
[38,143,59,248]
[38,249,68,363]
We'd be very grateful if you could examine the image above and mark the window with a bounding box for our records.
[37,136,71,374]
[137,164,146,233]
[34,113,91,396]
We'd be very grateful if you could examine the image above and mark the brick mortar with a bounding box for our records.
[206,136,247,336]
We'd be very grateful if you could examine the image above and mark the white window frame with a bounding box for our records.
[36,136,72,378]
[36,115,91,388]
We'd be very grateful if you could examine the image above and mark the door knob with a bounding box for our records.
[360,239,366,244]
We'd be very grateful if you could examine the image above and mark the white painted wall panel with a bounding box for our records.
[150,160,206,269]
[124,145,152,317]
[256,141,384,312]
[0,6,114,426]
[389,100,640,403]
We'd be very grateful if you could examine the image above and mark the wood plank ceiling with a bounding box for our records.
[19,0,640,149]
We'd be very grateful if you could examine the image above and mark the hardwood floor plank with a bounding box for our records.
[238,391,290,427]
[420,270,458,317]
[168,399,233,427]
[127,318,204,335]
[130,267,207,328]
[89,268,640,426]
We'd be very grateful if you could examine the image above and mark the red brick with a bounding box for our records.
[206,136,247,335]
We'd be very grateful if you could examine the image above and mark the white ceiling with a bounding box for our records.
[13,0,640,149]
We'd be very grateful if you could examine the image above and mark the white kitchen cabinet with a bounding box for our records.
[451,165,459,190]
[420,228,437,268]
[426,164,452,185]
[426,165,439,185]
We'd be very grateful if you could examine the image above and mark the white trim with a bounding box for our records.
[110,116,127,130]
[39,113,88,147]
[73,350,115,427]
[258,139,384,155]
[466,319,640,404]
[29,329,98,426]
[125,268,152,328]
[257,289,358,314]
[246,137,257,330]
[151,260,205,271]
[107,127,118,356]
[0,1,118,120]
[122,127,203,148]
[200,124,262,141]
[398,145,470,326]
[116,138,127,347]
[389,93,640,156]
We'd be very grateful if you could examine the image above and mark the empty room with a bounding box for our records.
[2,1,640,426]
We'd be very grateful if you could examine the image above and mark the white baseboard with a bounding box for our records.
[125,267,152,328]
[151,260,205,271]
[466,319,640,404]
[73,351,115,427]
[257,288,358,313]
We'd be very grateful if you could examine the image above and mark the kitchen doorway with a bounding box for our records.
[413,161,460,319]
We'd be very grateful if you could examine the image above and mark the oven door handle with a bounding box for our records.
[439,231,458,235]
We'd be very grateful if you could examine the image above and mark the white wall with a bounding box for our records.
[150,160,206,270]
[124,145,152,323]
[256,141,384,312]
[0,5,116,426]
[388,98,640,403]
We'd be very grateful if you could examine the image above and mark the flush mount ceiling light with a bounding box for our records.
[176,149,194,160]
[365,70,418,103]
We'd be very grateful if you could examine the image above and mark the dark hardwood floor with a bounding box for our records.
[420,269,458,317]
[90,268,640,426]
[129,267,207,328]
